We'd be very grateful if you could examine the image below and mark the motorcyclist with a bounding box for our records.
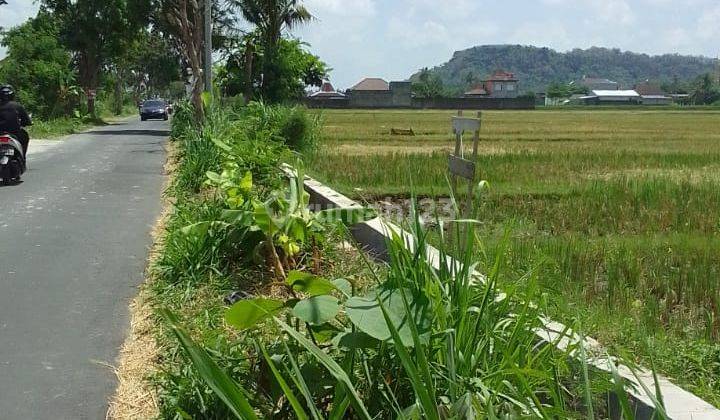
[0,85,32,156]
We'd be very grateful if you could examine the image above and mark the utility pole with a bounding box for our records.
[203,0,213,94]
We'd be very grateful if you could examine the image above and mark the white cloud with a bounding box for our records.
[304,0,376,18]
[697,4,720,39]
[0,2,40,59]
[510,21,572,51]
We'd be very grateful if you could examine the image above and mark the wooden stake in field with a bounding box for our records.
[449,111,481,244]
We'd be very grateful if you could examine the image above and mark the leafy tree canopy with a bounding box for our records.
[0,12,78,118]
[218,37,328,101]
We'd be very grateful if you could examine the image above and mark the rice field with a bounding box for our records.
[308,108,720,405]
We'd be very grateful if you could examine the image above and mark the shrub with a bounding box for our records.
[240,101,320,154]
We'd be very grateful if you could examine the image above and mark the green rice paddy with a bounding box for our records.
[308,108,720,405]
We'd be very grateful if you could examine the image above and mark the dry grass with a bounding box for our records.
[106,142,179,420]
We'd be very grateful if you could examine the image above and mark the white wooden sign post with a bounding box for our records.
[449,110,482,221]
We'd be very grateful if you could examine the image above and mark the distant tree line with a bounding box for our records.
[414,44,719,102]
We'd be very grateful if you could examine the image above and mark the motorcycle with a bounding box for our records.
[0,131,26,184]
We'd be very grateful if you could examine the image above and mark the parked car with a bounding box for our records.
[140,100,169,121]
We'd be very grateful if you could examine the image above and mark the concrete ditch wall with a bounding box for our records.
[297,171,720,420]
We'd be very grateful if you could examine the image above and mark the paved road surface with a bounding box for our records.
[0,119,167,419]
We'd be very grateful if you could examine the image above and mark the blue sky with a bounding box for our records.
[3,0,720,89]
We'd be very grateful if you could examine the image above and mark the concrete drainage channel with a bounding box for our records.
[300,172,720,420]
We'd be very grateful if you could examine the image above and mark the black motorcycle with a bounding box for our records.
[0,131,26,184]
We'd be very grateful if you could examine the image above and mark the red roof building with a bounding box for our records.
[309,80,346,99]
[464,70,519,98]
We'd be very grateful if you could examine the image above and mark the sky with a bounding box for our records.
[2,0,719,89]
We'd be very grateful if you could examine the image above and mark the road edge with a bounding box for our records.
[106,140,177,420]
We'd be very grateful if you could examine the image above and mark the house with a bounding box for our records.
[581,90,641,105]
[576,76,619,91]
[308,80,346,100]
[346,78,412,107]
[634,82,671,105]
[464,70,519,99]
[348,78,390,91]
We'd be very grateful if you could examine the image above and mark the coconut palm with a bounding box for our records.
[229,0,313,102]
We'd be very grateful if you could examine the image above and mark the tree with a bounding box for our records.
[40,0,151,115]
[154,0,222,115]
[546,82,588,99]
[231,0,313,102]
[218,38,327,100]
[0,12,78,118]
[690,73,720,105]
[412,68,445,99]
[464,71,477,89]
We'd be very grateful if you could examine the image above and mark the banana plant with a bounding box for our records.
[223,165,376,280]
[205,163,254,210]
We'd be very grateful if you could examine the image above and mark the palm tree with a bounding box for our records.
[230,0,313,102]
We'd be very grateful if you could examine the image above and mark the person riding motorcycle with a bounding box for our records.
[0,85,32,156]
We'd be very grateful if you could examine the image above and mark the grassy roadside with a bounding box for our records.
[28,104,138,139]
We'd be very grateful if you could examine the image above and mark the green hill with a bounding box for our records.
[413,45,719,93]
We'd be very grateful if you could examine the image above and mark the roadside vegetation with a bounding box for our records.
[129,98,673,419]
[308,108,720,405]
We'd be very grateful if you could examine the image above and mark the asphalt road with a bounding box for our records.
[0,118,168,419]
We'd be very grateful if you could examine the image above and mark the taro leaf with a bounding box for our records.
[287,271,337,296]
[292,296,340,325]
[331,331,379,350]
[310,324,342,343]
[225,298,285,330]
[345,288,431,347]
[315,207,378,226]
[332,278,353,298]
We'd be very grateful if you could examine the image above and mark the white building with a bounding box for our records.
[581,90,641,104]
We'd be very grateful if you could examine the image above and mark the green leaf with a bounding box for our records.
[292,296,340,325]
[310,324,342,343]
[332,278,353,298]
[345,289,431,347]
[275,318,373,420]
[287,271,337,296]
[314,207,377,226]
[221,210,253,225]
[206,171,222,184]
[210,136,233,152]
[225,298,285,330]
[258,343,309,420]
[201,90,213,109]
[331,331,379,350]
[160,309,258,420]
[180,221,210,239]
[377,295,439,420]
[239,171,253,192]
[180,221,230,240]
[253,201,277,235]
